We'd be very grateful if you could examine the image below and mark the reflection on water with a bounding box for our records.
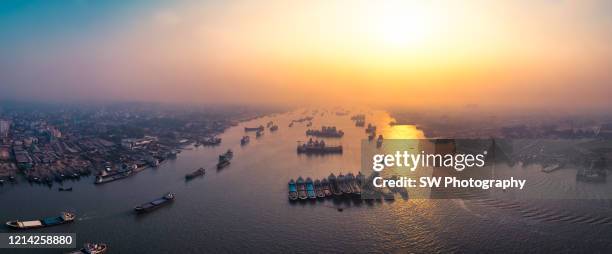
[0,109,611,253]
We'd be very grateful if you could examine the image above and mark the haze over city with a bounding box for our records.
[1,0,611,110]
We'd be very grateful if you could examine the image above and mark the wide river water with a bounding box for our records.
[1,110,611,253]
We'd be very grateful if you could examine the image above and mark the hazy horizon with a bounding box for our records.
[1,0,611,111]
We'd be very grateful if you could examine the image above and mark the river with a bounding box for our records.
[1,109,611,253]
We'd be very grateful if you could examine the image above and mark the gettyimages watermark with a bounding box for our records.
[360,139,612,200]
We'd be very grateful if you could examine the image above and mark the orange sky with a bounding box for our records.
[1,0,611,110]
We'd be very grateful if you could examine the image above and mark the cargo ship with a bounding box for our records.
[337,173,352,194]
[6,212,75,229]
[328,173,343,196]
[244,125,264,132]
[134,192,175,213]
[314,179,325,198]
[306,177,316,199]
[240,136,250,145]
[297,177,307,200]
[297,139,342,154]
[288,179,298,201]
[321,179,332,197]
[347,173,361,195]
[67,243,108,254]
[217,150,233,169]
[95,168,133,184]
[306,126,344,137]
[185,168,205,180]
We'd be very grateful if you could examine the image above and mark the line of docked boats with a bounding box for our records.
[297,138,343,154]
[288,172,365,201]
[306,126,344,137]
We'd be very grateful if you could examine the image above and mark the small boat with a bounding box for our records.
[314,179,325,198]
[269,125,279,132]
[266,121,274,128]
[296,177,308,200]
[240,136,250,145]
[58,187,73,192]
[321,178,332,197]
[306,177,316,199]
[288,122,294,127]
[134,192,175,213]
[288,179,298,201]
[9,175,15,182]
[306,122,312,127]
[6,212,75,229]
[328,173,343,196]
[256,130,263,138]
[185,168,205,180]
[68,243,108,254]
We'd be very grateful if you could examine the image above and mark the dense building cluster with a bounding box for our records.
[0,102,270,185]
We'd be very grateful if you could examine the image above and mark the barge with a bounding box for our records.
[185,168,205,180]
[134,192,175,213]
[217,150,233,169]
[6,212,75,229]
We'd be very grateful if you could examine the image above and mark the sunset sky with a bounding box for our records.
[1,0,610,109]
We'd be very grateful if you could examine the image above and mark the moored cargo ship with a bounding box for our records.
[134,192,175,213]
[288,179,298,201]
[6,212,75,229]
[306,126,344,137]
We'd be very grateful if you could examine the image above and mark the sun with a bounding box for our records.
[366,2,436,50]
